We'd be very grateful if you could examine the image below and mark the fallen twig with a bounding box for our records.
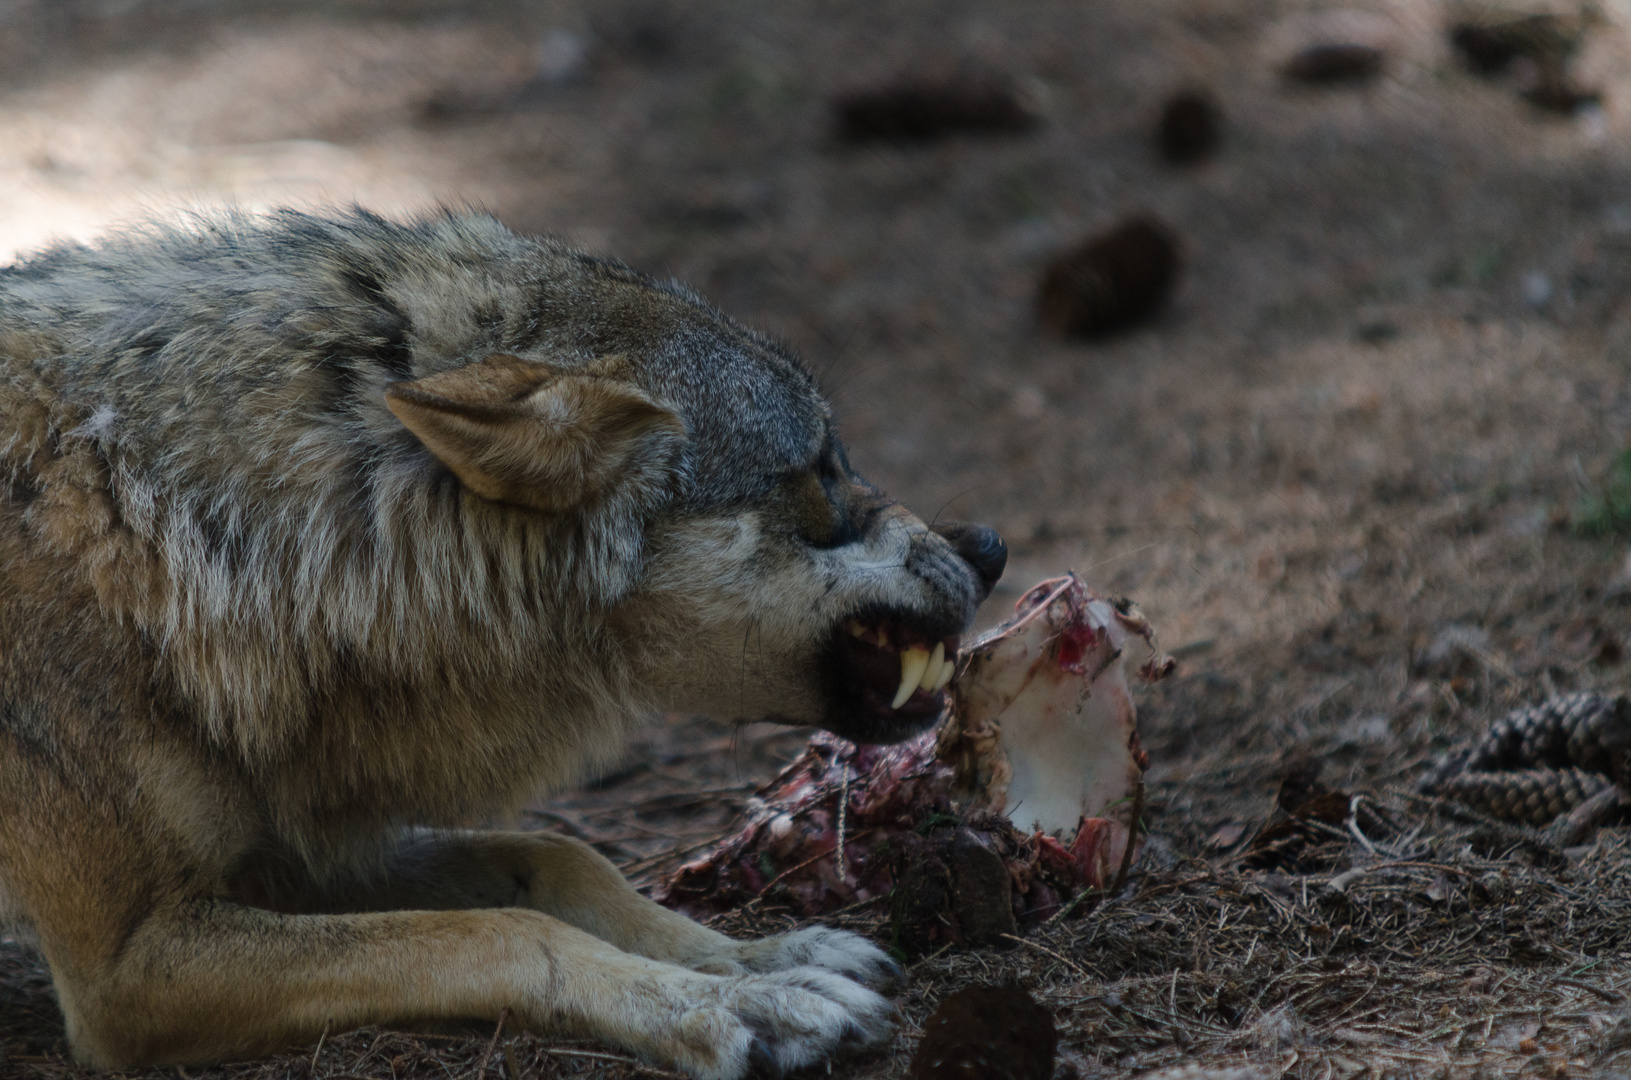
[472,1008,507,1079]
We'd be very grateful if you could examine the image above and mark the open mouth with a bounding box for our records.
[831,616,961,731]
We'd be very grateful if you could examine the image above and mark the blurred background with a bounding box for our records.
[9,1,1631,1073]
[10,0,1631,932]
[5,1,1630,643]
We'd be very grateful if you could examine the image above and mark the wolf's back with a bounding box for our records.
[0,210,648,767]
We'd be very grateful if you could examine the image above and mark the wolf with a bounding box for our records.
[0,208,1006,1079]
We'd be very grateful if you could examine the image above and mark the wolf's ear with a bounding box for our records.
[384,353,685,513]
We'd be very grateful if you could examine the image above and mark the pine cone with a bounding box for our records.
[1439,766,1613,827]
[1464,693,1631,780]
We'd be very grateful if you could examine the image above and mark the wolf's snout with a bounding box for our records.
[936,523,1008,596]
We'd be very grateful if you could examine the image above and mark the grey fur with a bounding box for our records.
[0,207,993,1075]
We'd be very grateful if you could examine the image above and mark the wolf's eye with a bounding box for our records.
[778,469,857,548]
[779,472,837,546]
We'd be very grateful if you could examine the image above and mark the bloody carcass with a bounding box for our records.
[656,575,1173,950]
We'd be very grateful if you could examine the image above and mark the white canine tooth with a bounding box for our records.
[932,657,956,691]
[918,641,945,691]
[893,645,931,709]
[846,620,868,639]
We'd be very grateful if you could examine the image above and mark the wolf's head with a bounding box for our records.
[25,207,1000,763]
[383,272,1004,746]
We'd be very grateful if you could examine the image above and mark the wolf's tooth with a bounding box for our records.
[918,641,945,691]
[932,657,955,691]
[893,645,931,709]
[845,620,868,639]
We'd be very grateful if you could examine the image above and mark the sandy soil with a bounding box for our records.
[8,0,1631,1076]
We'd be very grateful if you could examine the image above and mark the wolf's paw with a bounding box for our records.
[671,967,896,1080]
[732,925,903,989]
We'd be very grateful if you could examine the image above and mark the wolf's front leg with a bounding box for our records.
[46,895,892,1080]
[323,830,903,989]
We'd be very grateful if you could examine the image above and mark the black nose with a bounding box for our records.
[936,522,1007,593]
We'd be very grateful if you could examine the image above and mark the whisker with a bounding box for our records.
[819,353,890,405]
[929,486,989,528]
[731,718,745,783]
[814,322,861,389]
[738,621,752,725]
[1075,542,1162,576]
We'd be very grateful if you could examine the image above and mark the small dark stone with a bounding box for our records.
[888,827,1017,956]
[947,829,1018,948]
[1157,88,1222,165]
[1448,15,1598,116]
[1520,66,1600,115]
[1450,15,1581,76]
[909,984,1057,1080]
[832,76,1038,142]
[1451,22,1524,73]
[889,834,955,957]
[1281,43,1385,84]
[1037,216,1181,338]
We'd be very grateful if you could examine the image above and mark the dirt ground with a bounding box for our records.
[9,0,1631,1076]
